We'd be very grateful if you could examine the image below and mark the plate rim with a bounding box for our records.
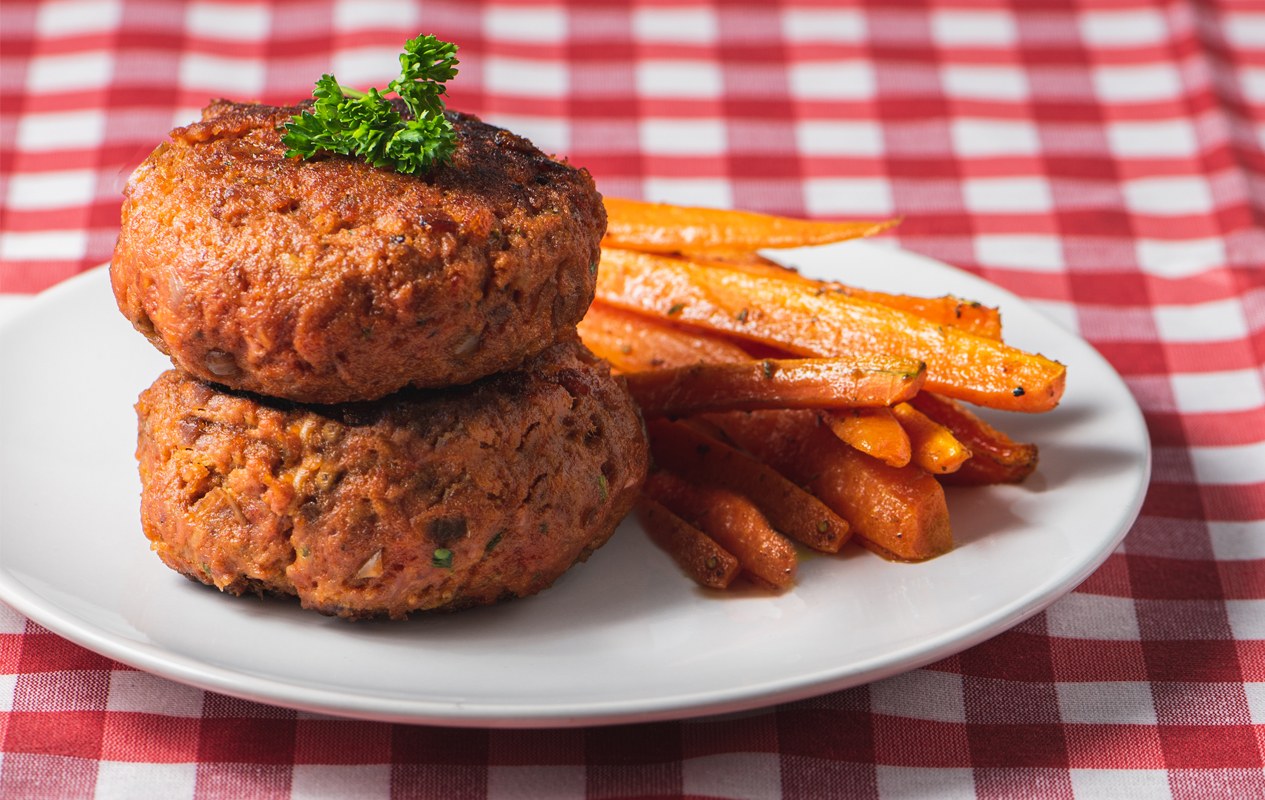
[0,249,1151,727]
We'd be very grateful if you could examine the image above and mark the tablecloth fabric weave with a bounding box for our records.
[2,0,1264,798]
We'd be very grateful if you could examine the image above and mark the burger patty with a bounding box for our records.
[135,339,648,619]
[112,100,606,404]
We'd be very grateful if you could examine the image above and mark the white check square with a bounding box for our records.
[27,51,114,93]
[1136,237,1225,277]
[963,177,1052,213]
[1093,64,1182,102]
[1079,10,1169,47]
[107,671,205,717]
[1223,13,1265,48]
[1154,298,1249,343]
[975,235,1064,271]
[179,53,265,96]
[782,9,865,42]
[15,110,107,152]
[637,60,722,98]
[795,121,883,156]
[333,0,418,32]
[94,762,197,800]
[1122,177,1213,215]
[1226,600,1265,640]
[5,169,97,211]
[1107,120,1198,158]
[486,57,568,97]
[788,61,875,99]
[643,179,732,209]
[1057,682,1157,724]
[633,8,717,44]
[803,178,893,216]
[187,2,270,40]
[1046,592,1141,641]
[488,765,585,800]
[942,65,1028,100]
[640,119,726,156]
[871,669,966,723]
[36,0,122,38]
[931,10,1017,47]
[1069,769,1173,800]
[1190,441,1265,484]
[292,765,391,800]
[1171,369,1265,414]
[951,118,1040,157]
[682,753,781,800]
[876,767,976,800]
[1209,521,1265,561]
[486,6,567,43]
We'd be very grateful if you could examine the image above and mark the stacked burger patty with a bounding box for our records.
[112,101,649,619]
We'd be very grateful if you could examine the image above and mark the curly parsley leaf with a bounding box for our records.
[282,34,459,174]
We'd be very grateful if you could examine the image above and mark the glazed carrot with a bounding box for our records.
[638,498,741,589]
[603,197,897,252]
[825,407,912,468]
[577,302,750,372]
[625,357,926,418]
[596,248,1065,412]
[892,402,972,475]
[643,469,797,587]
[707,410,953,562]
[646,419,849,552]
[908,392,1039,485]
[698,257,1003,341]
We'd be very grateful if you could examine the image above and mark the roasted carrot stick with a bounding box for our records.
[625,357,926,418]
[694,256,1003,341]
[603,197,897,252]
[577,302,751,372]
[892,402,973,475]
[643,469,797,587]
[596,248,1065,412]
[646,419,849,552]
[908,392,1039,485]
[707,410,953,561]
[638,498,741,589]
[825,407,912,467]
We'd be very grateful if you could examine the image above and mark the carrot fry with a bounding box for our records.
[892,402,973,475]
[637,498,741,589]
[646,419,849,552]
[643,469,797,587]
[596,248,1065,412]
[698,257,1003,340]
[707,410,953,561]
[577,302,751,372]
[908,392,1039,485]
[625,357,926,418]
[603,197,897,252]
[826,407,912,468]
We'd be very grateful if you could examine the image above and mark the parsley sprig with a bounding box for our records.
[282,34,459,174]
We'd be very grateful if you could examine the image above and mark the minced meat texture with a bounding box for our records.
[134,339,648,619]
[112,100,606,404]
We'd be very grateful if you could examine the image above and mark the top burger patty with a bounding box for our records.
[111,100,606,404]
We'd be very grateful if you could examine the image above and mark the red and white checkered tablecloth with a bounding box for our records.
[2,0,1264,797]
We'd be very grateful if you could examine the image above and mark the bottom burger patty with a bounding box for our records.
[135,338,648,619]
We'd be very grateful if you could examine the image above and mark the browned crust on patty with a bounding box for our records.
[135,339,648,619]
[112,101,606,404]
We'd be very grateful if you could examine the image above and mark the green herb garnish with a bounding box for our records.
[485,530,505,553]
[283,34,460,174]
[431,548,453,568]
[597,474,609,501]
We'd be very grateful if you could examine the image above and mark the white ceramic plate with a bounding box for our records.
[0,242,1149,727]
